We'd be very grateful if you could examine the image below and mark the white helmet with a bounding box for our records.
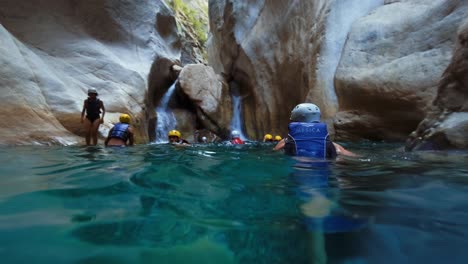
[87,88,98,95]
[290,103,321,122]
[231,130,240,138]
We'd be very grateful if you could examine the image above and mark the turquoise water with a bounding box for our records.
[0,143,467,263]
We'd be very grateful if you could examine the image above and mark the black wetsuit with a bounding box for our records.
[86,98,101,123]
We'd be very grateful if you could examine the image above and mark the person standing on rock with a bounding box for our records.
[81,88,105,146]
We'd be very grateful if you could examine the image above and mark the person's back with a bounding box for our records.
[105,114,134,146]
[274,103,355,159]
[285,121,336,159]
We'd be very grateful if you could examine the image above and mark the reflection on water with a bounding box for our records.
[0,143,467,263]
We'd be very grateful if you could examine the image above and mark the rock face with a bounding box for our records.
[208,0,331,139]
[334,0,468,141]
[178,64,232,138]
[2,0,467,146]
[0,0,180,145]
[405,20,468,150]
[209,0,468,145]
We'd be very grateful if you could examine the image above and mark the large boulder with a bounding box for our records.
[406,20,468,150]
[334,0,468,141]
[0,0,180,145]
[177,64,232,138]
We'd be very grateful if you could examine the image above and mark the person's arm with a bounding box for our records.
[333,142,359,157]
[128,127,135,146]
[273,138,286,151]
[104,128,113,146]
[81,99,87,123]
[100,100,105,124]
[172,139,191,147]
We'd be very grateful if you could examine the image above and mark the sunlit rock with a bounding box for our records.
[0,0,180,145]
[334,0,468,141]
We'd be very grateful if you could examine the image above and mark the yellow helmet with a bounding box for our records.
[168,130,181,138]
[264,134,273,140]
[274,135,282,141]
[119,114,131,124]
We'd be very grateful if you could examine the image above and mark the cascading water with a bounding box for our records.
[317,0,383,108]
[155,81,177,143]
[230,95,247,140]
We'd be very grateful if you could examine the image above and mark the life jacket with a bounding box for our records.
[86,98,101,117]
[231,138,244,144]
[285,122,335,159]
[110,123,129,141]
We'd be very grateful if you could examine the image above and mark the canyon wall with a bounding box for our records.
[208,0,468,146]
[0,0,181,145]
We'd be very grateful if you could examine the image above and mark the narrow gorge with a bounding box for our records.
[0,0,466,149]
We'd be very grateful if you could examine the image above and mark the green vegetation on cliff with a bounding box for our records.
[168,0,208,46]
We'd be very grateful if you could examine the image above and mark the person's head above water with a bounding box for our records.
[231,130,240,139]
[290,103,321,123]
[168,130,181,142]
[119,114,131,124]
[264,134,273,141]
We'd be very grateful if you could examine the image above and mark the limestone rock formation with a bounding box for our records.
[0,0,180,145]
[208,0,331,140]
[177,64,232,138]
[334,0,468,141]
[209,0,468,144]
[406,20,468,150]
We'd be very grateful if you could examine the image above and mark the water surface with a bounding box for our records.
[0,143,467,263]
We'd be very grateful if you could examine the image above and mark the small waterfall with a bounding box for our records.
[230,95,247,140]
[155,81,177,143]
[317,0,383,107]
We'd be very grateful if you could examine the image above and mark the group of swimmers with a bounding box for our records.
[82,88,356,158]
